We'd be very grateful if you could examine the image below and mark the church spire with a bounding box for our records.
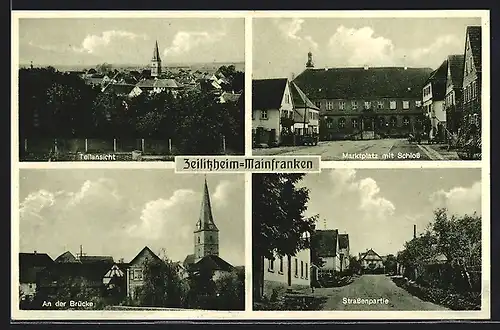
[196,177,218,232]
[152,40,161,61]
[151,40,162,77]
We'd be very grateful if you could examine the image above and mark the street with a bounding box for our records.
[306,275,449,311]
[252,138,457,161]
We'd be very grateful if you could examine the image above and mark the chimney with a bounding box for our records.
[413,225,417,239]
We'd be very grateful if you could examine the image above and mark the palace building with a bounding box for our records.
[292,52,433,140]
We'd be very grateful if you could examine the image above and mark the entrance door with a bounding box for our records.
[363,117,374,131]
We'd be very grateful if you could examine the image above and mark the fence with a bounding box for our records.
[20,137,234,160]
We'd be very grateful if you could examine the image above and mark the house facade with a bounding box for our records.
[359,249,384,274]
[422,59,448,141]
[313,230,341,279]
[462,26,482,133]
[289,81,320,136]
[262,247,311,297]
[293,53,432,140]
[444,55,465,135]
[126,246,162,300]
[338,234,350,273]
[252,78,294,146]
[19,252,54,301]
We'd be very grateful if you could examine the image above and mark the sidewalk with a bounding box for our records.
[417,143,460,160]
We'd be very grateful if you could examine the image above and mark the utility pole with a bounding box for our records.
[413,225,416,239]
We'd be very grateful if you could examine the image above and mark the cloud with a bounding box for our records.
[327,26,396,67]
[126,189,196,240]
[212,180,238,208]
[404,35,461,65]
[355,178,396,218]
[67,178,121,207]
[325,25,462,68]
[429,181,481,216]
[19,190,56,220]
[74,30,149,54]
[275,18,318,51]
[163,31,226,56]
[328,169,395,219]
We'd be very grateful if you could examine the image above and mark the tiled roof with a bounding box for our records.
[448,54,465,88]
[359,249,383,261]
[313,229,338,257]
[426,60,448,100]
[220,92,242,103]
[104,83,136,95]
[19,253,54,283]
[183,254,196,269]
[136,79,179,89]
[467,26,482,73]
[79,256,114,264]
[128,246,162,265]
[252,78,288,110]
[338,234,349,250]
[191,255,234,272]
[55,251,79,263]
[293,67,433,99]
[290,82,319,110]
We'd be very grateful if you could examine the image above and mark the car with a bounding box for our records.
[301,135,319,146]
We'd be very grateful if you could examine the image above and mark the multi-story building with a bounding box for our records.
[462,26,482,132]
[293,53,432,140]
[422,59,448,141]
[252,78,294,146]
[252,78,319,146]
[444,55,465,135]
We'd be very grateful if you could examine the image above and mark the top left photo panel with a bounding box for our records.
[13,13,245,162]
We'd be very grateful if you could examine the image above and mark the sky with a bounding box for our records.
[253,17,482,79]
[18,18,244,66]
[18,170,246,266]
[300,168,482,257]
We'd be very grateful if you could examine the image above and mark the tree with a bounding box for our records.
[213,269,245,310]
[137,256,187,308]
[252,174,318,299]
[384,254,398,275]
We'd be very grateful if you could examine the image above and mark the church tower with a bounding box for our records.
[194,177,219,262]
[151,40,162,77]
[306,51,314,69]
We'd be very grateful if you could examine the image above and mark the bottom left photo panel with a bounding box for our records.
[15,169,246,312]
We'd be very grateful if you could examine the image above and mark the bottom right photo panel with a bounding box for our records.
[252,168,483,312]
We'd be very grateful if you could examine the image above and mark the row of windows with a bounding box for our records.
[253,110,320,121]
[268,257,309,280]
[315,100,418,111]
[130,268,143,280]
[464,80,479,103]
[325,116,413,129]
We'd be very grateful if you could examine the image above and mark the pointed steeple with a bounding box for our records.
[152,40,161,61]
[196,177,218,232]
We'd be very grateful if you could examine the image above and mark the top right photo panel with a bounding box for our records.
[252,14,486,161]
